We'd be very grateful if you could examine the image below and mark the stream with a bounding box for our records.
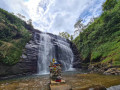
[0,71,120,90]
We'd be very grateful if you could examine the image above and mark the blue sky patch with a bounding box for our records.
[24,0,29,2]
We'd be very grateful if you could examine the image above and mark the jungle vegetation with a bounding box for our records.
[73,0,120,67]
[0,8,33,65]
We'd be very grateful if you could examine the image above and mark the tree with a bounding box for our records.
[74,17,98,36]
[74,19,88,36]
[88,17,95,25]
[102,0,117,11]
[27,19,33,28]
[17,13,26,20]
[70,35,73,41]
[59,32,72,40]
[27,19,32,25]
[74,19,83,34]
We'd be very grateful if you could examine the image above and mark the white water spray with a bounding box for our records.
[36,32,74,75]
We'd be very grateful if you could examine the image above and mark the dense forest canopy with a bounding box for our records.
[73,0,120,66]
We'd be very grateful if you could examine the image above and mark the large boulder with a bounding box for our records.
[104,68,120,75]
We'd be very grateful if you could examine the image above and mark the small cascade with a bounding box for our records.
[35,32,74,75]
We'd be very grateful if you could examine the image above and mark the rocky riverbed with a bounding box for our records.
[0,71,120,90]
[63,71,120,90]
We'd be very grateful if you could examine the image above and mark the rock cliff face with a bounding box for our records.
[0,29,39,79]
[0,29,81,79]
[70,43,81,68]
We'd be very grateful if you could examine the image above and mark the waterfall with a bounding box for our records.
[35,32,74,74]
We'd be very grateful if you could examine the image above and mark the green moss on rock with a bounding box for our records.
[0,8,32,65]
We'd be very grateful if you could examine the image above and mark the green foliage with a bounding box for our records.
[74,19,83,28]
[73,0,120,66]
[103,0,117,11]
[0,8,32,65]
[59,32,73,41]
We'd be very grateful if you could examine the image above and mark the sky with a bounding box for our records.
[0,0,106,35]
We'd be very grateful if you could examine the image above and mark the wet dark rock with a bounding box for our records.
[104,68,120,75]
[0,29,39,79]
[88,64,120,75]
[70,42,82,68]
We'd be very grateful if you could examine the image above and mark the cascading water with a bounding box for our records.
[36,32,74,74]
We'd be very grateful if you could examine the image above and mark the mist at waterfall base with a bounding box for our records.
[35,32,75,75]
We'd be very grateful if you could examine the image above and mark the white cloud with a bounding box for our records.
[81,0,105,25]
[0,0,29,18]
[0,0,106,35]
